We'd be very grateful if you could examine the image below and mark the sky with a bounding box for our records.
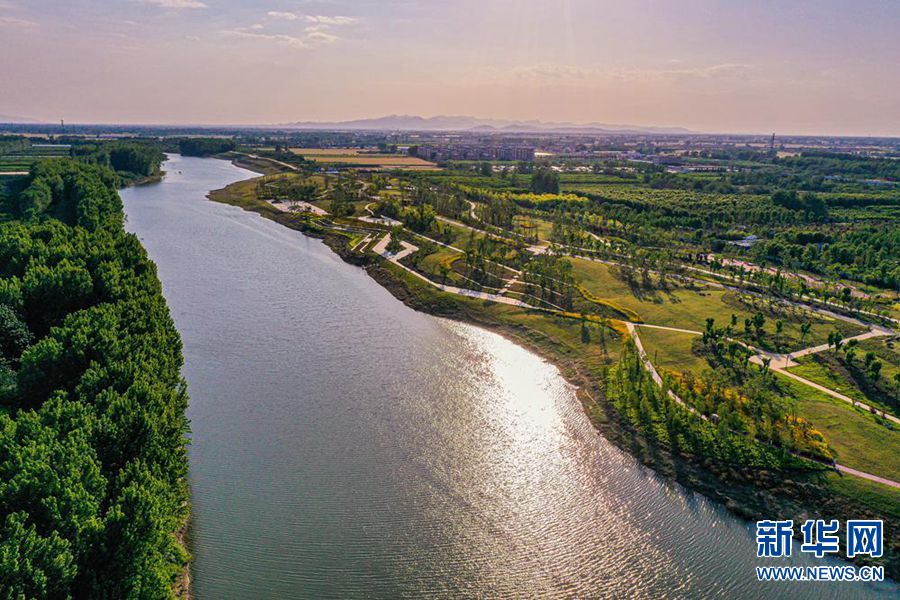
[1,0,898,135]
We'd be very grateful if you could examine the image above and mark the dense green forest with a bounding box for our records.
[177,138,236,157]
[0,155,190,597]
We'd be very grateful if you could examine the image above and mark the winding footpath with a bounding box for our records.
[371,233,538,309]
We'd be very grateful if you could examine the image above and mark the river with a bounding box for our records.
[121,154,896,599]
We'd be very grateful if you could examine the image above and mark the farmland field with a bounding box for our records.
[290,148,438,169]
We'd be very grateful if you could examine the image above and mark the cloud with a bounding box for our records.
[306,30,338,44]
[0,15,37,27]
[510,63,589,81]
[221,26,339,49]
[230,10,356,49]
[305,15,356,26]
[141,0,207,9]
[612,63,757,82]
[469,62,759,89]
[266,12,357,26]
[267,11,299,21]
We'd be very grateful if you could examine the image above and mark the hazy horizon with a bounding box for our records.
[2,0,899,137]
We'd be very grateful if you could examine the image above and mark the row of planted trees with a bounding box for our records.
[608,340,824,469]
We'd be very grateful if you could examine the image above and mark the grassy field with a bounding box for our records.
[290,148,438,169]
[637,326,708,375]
[415,248,467,287]
[571,258,862,350]
[435,218,524,258]
[825,471,900,519]
[511,214,554,240]
[0,143,70,172]
[779,375,900,482]
[856,337,900,380]
[474,303,623,377]
[788,356,869,403]
[207,175,285,219]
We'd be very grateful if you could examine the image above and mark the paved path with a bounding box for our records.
[632,320,899,426]
[835,464,900,489]
[499,274,520,295]
[435,214,526,247]
[404,194,897,326]
[358,215,402,227]
[636,323,702,336]
[268,199,328,215]
[372,234,543,310]
[787,328,892,363]
[683,263,898,326]
[769,362,900,426]
[703,254,872,300]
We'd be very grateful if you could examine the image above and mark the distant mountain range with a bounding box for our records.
[0,114,40,124]
[279,114,693,135]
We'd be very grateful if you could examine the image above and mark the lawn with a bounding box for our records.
[290,148,438,169]
[778,374,900,483]
[511,215,554,240]
[485,304,622,375]
[787,356,869,403]
[416,247,467,286]
[571,258,864,352]
[637,326,708,375]
[825,472,900,519]
[855,337,900,381]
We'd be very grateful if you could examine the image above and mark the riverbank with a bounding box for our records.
[208,163,900,579]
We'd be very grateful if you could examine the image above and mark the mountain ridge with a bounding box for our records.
[0,113,40,124]
[278,114,694,134]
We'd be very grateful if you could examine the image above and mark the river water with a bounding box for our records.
[121,154,896,599]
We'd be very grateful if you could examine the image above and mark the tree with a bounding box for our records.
[827,331,844,352]
[479,162,492,177]
[0,304,32,364]
[867,359,882,383]
[752,312,766,339]
[386,230,403,255]
[530,167,560,194]
[0,512,77,598]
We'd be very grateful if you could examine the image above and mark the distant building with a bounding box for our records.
[412,143,534,162]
